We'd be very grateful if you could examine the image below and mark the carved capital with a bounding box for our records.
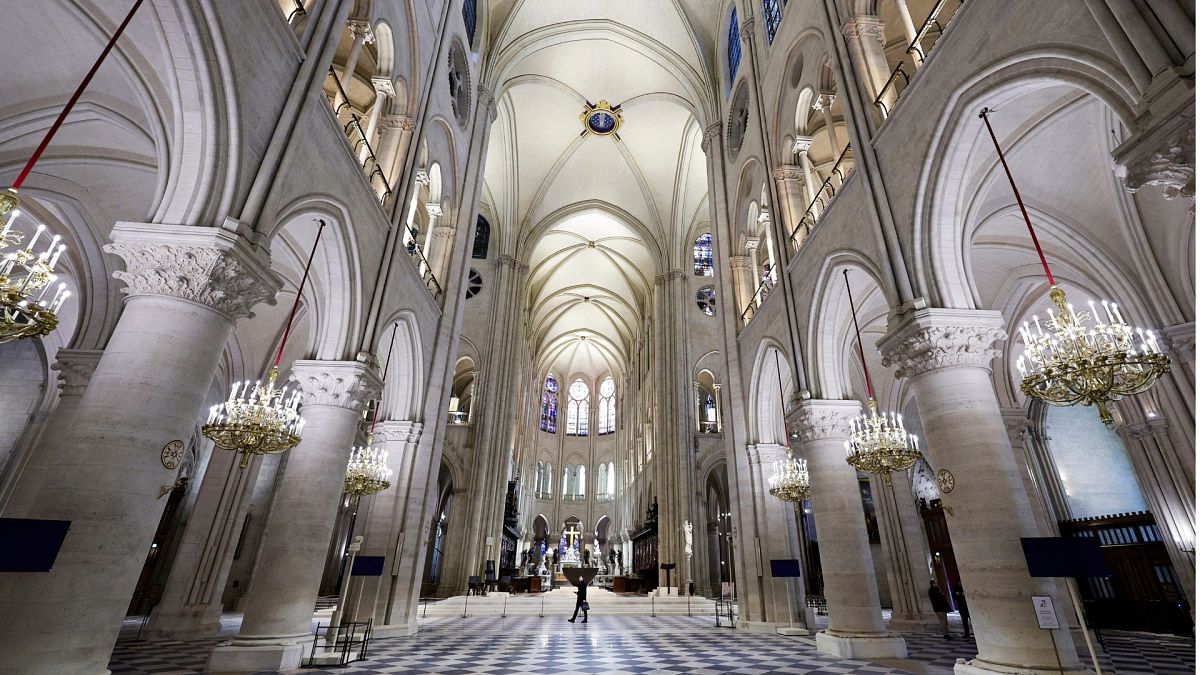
[792,135,814,154]
[104,222,280,322]
[414,169,430,186]
[754,443,790,465]
[813,92,836,112]
[289,360,382,411]
[701,122,722,153]
[842,16,885,44]
[1120,126,1195,200]
[1160,321,1195,363]
[381,114,416,131]
[792,399,861,443]
[348,19,374,43]
[478,84,497,120]
[52,349,104,399]
[374,419,423,445]
[774,165,805,182]
[426,202,444,218]
[729,255,752,271]
[999,408,1029,447]
[739,18,755,45]
[879,308,1006,380]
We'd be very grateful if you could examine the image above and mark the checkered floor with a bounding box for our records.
[109,613,1195,674]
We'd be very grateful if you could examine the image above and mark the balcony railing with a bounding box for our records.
[790,144,855,250]
[285,0,306,23]
[699,420,720,434]
[403,230,443,300]
[595,493,614,502]
[534,491,553,500]
[740,265,778,327]
[871,0,965,119]
[447,411,468,425]
[562,494,587,502]
[325,68,394,206]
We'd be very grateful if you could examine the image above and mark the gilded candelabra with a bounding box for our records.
[344,439,393,496]
[768,450,812,502]
[203,367,305,468]
[0,212,69,343]
[844,398,922,486]
[1017,286,1168,426]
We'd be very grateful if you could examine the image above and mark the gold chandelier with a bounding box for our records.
[0,212,69,343]
[1016,288,1168,426]
[980,108,1170,426]
[841,269,922,486]
[768,450,811,502]
[344,321,400,496]
[204,367,305,469]
[344,440,393,496]
[202,220,326,468]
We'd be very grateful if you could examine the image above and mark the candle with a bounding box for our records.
[26,224,44,252]
[0,210,17,238]
[49,244,65,268]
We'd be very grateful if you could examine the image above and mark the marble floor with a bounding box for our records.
[109,612,1196,675]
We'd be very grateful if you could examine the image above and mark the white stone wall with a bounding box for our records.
[0,340,46,478]
[1046,404,1149,518]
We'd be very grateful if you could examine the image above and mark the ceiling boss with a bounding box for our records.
[580,100,624,139]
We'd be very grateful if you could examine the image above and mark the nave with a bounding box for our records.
[109,603,1196,675]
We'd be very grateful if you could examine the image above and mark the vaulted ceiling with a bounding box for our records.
[481,0,717,380]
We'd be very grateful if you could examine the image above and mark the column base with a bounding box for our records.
[371,619,420,639]
[886,615,942,633]
[142,606,222,641]
[206,635,313,674]
[738,620,812,635]
[815,630,907,659]
[954,657,1089,675]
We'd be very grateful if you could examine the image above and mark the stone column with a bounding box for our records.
[748,443,807,630]
[773,164,807,248]
[842,16,894,116]
[729,255,754,312]
[879,308,1081,674]
[376,114,416,191]
[340,20,373,86]
[347,420,422,630]
[713,384,724,433]
[143,438,263,640]
[889,0,921,63]
[208,360,380,673]
[0,224,278,675]
[2,348,104,516]
[869,471,940,632]
[795,399,906,659]
[814,92,840,154]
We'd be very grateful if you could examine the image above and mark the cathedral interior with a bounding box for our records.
[0,0,1195,673]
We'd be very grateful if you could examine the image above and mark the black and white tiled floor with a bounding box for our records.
[109,613,1196,674]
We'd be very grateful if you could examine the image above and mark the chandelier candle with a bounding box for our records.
[202,220,327,467]
[979,108,1169,425]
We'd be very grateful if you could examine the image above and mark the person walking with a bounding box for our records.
[952,583,971,638]
[568,576,589,623]
[927,581,952,639]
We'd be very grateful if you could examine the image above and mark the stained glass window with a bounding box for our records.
[693,233,714,276]
[696,286,717,315]
[763,0,783,44]
[539,375,558,433]
[462,0,477,45]
[727,7,741,85]
[598,376,616,434]
[566,378,589,436]
[472,215,490,259]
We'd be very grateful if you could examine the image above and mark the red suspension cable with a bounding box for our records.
[843,269,875,400]
[369,322,399,434]
[978,107,1056,286]
[274,220,326,368]
[12,0,145,190]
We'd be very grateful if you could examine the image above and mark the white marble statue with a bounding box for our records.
[683,520,693,558]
